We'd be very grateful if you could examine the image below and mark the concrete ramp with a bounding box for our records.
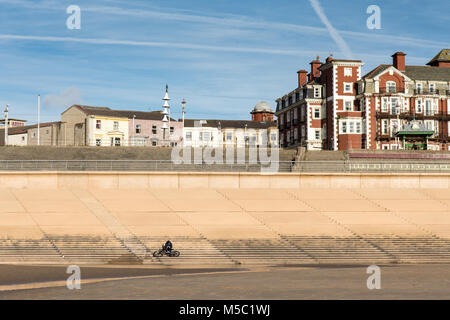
[1,172,450,266]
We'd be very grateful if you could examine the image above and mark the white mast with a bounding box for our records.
[162,85,171,145]
[4,105,9,146]
[37,94,40,146]
[181,98,186,125]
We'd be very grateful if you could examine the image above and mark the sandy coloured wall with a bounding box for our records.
[0,171,449,189]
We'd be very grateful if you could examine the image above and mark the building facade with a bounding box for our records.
[276,49,450,150]
[183,101,278,148]
[61,105,183,147]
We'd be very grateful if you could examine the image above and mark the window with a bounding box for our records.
[226,132,232,141]
[96,120,101,129]
[344,83,352,93]
[136,124,141,134]
[341,121,347,134]
[424,120,434,131]
[391,98,400,114]
[270,134,277,141]
[186,132,192,141]
[382,120,388,135]
[416,83,423,94]
[314,87,321,98]
[315,130,321,140]
[382,144,389,150]
[313,108,320,119]
[152,141,157,146]
[387,81,396,93]
[203,132,211,142]
[114,137,121,146]
[416,99,423,113]
[425,99,433,116]
[382,98,388,112]
[356,122,361,134]
[96,139,101,146]
[301,126,305,137]
[344,100,353,111]
[349,122,355,133]
[287,112,290,122]
[152,125,157,134]
[170,127,174,134]
[344,68,352,76]
[301,108,305,121]
[113,121,119,130]
[429,83,435,93]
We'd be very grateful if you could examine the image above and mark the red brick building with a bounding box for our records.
[275,49,450,150]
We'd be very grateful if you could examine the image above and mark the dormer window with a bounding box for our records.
[314,87,321,98]
[387,81,396,93]
[429,83,435,93]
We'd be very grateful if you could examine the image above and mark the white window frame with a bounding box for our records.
[344,82,353,93]
[387,81,396,93]
[382,119,389,135]
[382,98,389,113]
[429,83,435,93]
[344,100,353,111]
[344,68,352,77]
[416,99,423,113]
[315,129,321,140]
[313,107,320,119]
[314,87,321,98]
[416,83,423,94]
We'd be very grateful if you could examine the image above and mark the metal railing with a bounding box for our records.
[1,160,450,173]
[0,160,294,172]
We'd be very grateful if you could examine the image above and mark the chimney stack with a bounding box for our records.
[392,52,406,72]
[310,56,322,79]
[297,70,308,87]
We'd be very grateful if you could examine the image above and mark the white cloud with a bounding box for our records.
[42,86,82,109]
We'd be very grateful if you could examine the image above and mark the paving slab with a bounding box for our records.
[355,188,431,200]
[160,199,241,212]
[373,199,449,212]
[218,189,294,200]
[304,199,383,212]
[252,212,331,224]
[289,188,362,200]
[324,212,407,225]
[233,199,313,212]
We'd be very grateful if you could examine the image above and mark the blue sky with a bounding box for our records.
[0,0,449,123]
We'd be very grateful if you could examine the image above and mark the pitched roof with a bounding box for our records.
[427,49,450,65]
[184,119,277,129]
[363,64,391,79]
[404,65,450,81]
[71,105,176,121]
[363,64,450,82]
[7,122,63,135]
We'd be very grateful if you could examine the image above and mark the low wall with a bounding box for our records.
[0,171,449,189]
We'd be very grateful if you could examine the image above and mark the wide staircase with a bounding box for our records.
[2,234,450,265]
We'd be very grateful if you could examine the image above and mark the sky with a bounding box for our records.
[0,0,449,123]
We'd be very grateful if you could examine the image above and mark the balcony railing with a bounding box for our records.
[414,89,438,95]
[379,87,405,94]
[376,111,450,120]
